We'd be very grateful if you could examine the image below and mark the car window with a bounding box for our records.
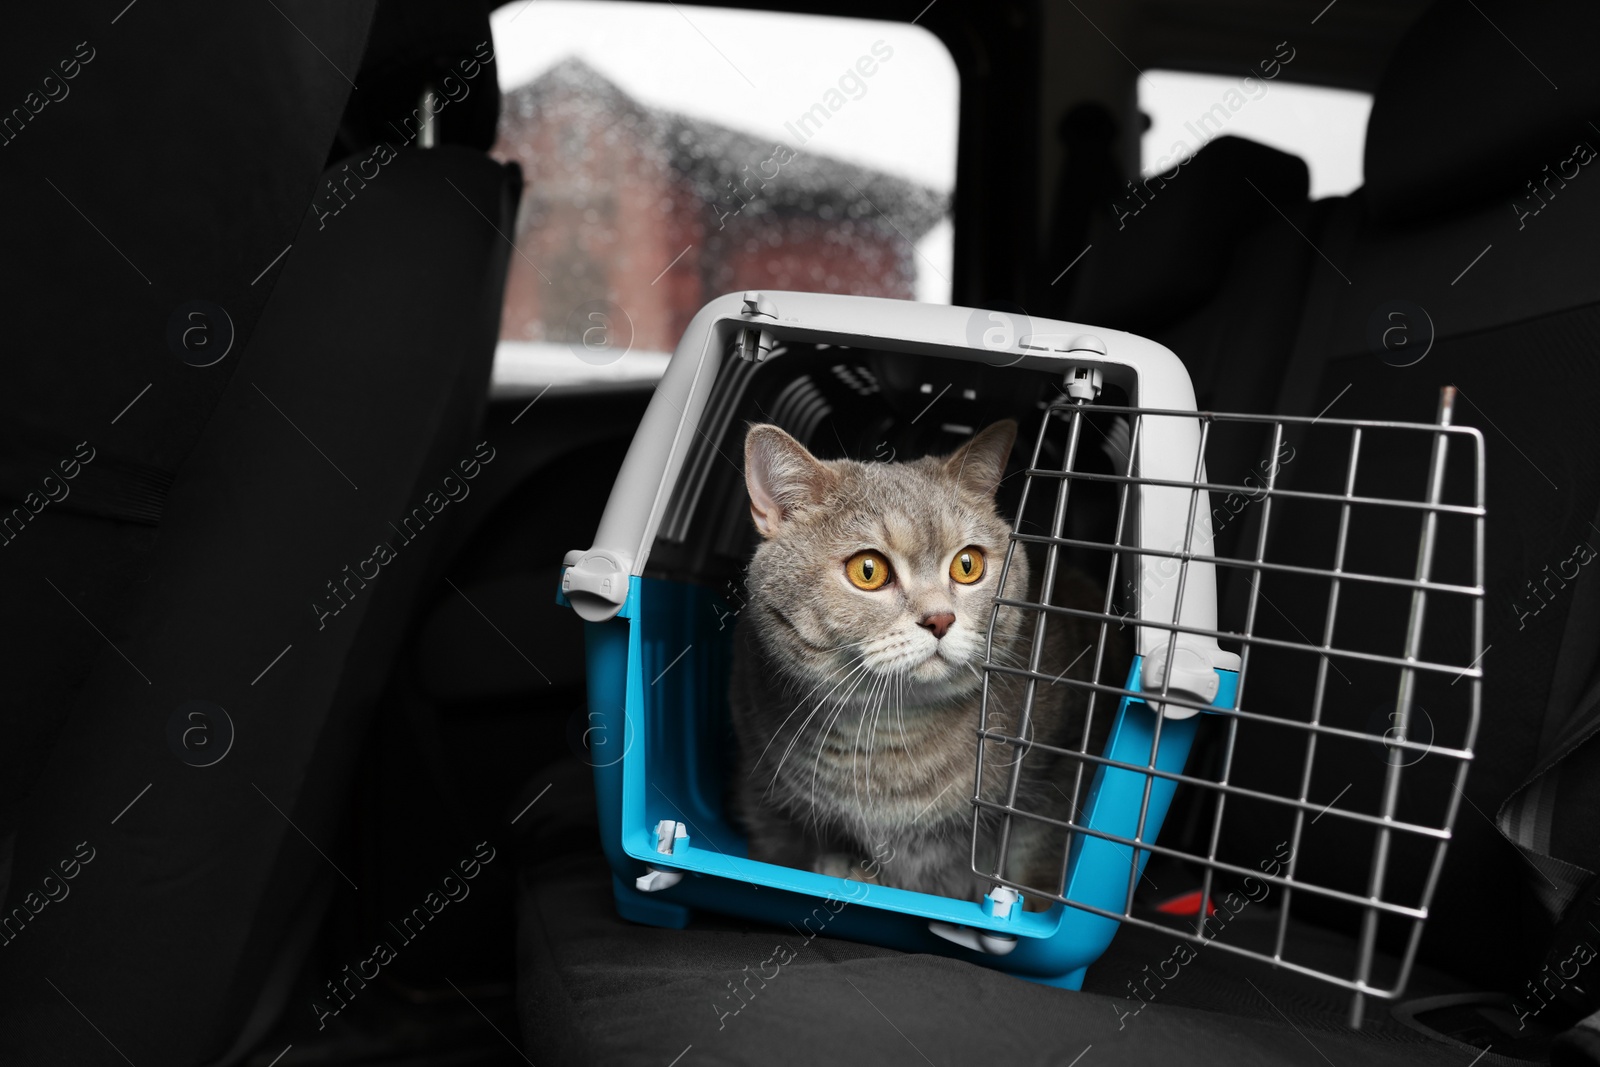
[488,1,958,393]
[1138,67,1373,200]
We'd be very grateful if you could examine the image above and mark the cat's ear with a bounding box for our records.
[945,419,1018,498]
[745,424,834,538]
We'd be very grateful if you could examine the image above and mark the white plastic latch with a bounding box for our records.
[982,885,1021,920]
[740,291,777,320]
[635,867,684,892]
[1064,364,1103,401]
[927,921,1020,956]
[927,884,1026,954]
[736,292,779,361]
[561,551,633,622]
[735,326,776,362]
[1143,642,1241,719]
[635,820,690,892]
[654,819,688,855]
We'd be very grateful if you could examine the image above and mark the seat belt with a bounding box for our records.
[1502,497,1600,1047]
[1513,870,1600,1056]
[1496,490,1600,920]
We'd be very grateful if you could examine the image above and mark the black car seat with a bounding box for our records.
[510,1,1600,1064]
[1215,0,1600,1009]
[0,6,522,1064]
[1063,0,1600,1041]
[1063,133,1317,559]
[0,1,376,845]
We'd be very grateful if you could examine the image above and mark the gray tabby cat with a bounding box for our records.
[730,420,1104,904]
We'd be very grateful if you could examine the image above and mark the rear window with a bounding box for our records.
[1138,67,1373,199]
[488,1,958,390]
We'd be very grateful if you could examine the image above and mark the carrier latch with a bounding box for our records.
[1143,640,1242,719]
[927,885,1022,956]
[562,550,632,622]
[635,820,689,892]
[1064,363,1104,401]
[735,290,778,362]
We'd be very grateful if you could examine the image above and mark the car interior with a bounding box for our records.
[2,0,1598,1064]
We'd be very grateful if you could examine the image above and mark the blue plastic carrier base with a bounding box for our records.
[565,573,1238,989]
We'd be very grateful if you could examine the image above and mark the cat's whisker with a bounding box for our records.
[772,634,888,704]
[812,659,876,824]
[766,686,866,807]
[895,671,912,755]
[867,693,883,811]
[766,655,874,797]
[869,670,897,805]
[787,657,876,800]
[775,641,873,701]
[851,671,878,811]
[870,664,911,812]
[844,662,883,796]
[754,651,867,777]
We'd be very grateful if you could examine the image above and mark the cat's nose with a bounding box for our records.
[919,612,956,639]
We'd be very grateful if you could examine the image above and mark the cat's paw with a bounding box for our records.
[812,853,882,883]
[812,852,856,878]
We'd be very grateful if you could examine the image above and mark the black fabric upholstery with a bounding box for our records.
[337,0,504,156]
[406,396,653,708]
[0,0,376,844]
[1066,136,1309,347]
[1225,303,1600,977]
[1205,0,1600,992]
[1064,134,1318,555]
[1363,0,1600,225]
[517,757,1506,1067]
[1062,0,1600,990]
[512,1,1600,1061]
[1044,102,1126,298]
[0,145,518,1064]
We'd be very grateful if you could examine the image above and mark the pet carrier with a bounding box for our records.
[559,291,1484,1021]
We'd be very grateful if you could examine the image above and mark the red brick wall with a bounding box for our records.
[494,81,920,354]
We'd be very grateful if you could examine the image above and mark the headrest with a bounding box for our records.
[1068,136,1309,332]
[1364,0,1600,224]
[336,0,502,153]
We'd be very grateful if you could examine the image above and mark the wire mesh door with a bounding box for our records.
[973,385,1486,1025]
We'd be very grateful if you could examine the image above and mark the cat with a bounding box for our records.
[728,420,1107,905]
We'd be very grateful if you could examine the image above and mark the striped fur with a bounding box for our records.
[730,422,1105,903]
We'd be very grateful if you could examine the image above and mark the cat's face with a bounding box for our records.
[742,421,1028,703]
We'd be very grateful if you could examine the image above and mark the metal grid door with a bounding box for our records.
[972,385,1486,1025]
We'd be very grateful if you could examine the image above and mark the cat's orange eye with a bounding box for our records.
[845,551,892,591]
[950,547,986,584]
